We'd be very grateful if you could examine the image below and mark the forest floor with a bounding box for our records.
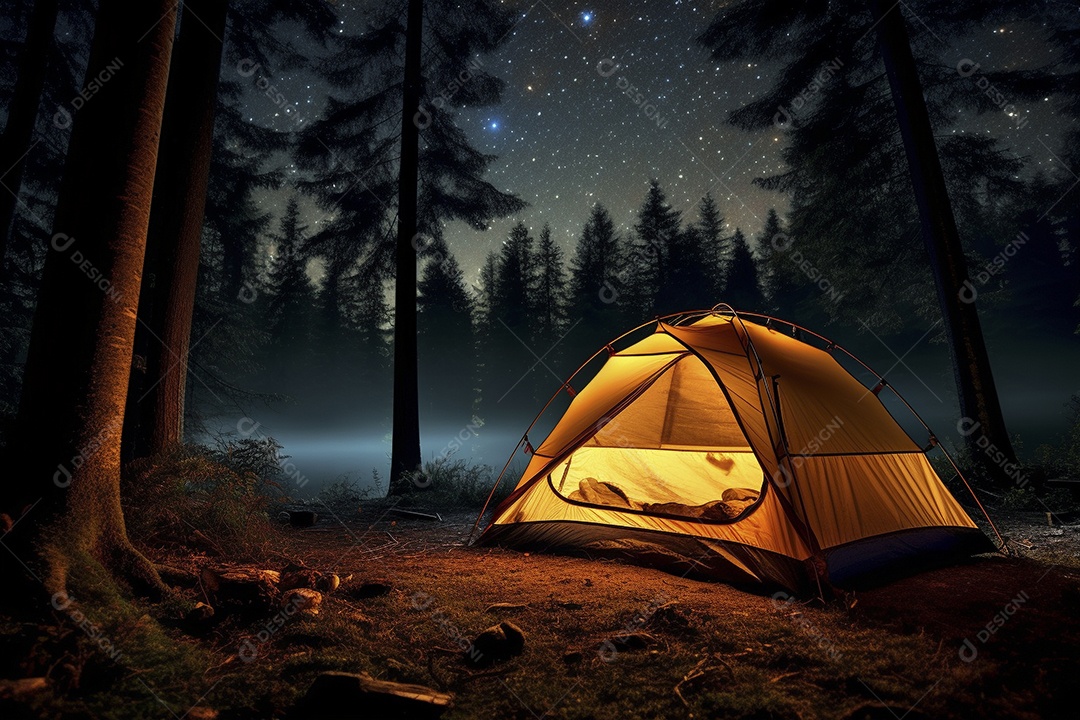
[3,500,1080,719]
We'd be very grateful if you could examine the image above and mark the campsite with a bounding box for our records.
[1,0,1079,718]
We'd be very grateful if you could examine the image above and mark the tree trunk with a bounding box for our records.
[2,0,177,599]
[123,0,229,460]
[0,0,60,267]
[871,0,1018,485]
[389,0,424,494]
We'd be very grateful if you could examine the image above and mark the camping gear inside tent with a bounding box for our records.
[472,308,1002,592]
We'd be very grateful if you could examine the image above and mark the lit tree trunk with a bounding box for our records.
[0,0,59,267]
[389,0,424,494]
[2,0,176,599]
[871,0,1017,484]
[124,0,228,460]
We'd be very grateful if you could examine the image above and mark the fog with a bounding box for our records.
[201,314,1077,499]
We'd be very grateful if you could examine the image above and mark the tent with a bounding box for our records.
[473,308,1002,591]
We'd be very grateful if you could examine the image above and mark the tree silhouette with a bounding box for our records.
[695,192,728,299]
[293,0,524,492]
[531,223,570,387]
[725,228,765,312]
[698,0,1035,483]
[418,235,476,423]
[871,0,1017,483]
[569,204,626,354]
[627,180,682,317]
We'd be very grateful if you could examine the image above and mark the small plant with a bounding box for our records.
[1000,486,1039,511]
[998,486,1075,511]
[317,475,363,507]
[399,455,509,508]
[368,468,385,498]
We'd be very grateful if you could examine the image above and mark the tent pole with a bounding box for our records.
[469,436,526,544]
[939,445,1010,554]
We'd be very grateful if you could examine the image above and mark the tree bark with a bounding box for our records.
[389,0,424,494]
[0,0,60,267]
[123,0,229,460]
[2,0,177,599]
[871,0,1018,484]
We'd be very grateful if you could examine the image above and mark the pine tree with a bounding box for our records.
[124,0,229,459]
[0,0,96,420]
[418,235,476,422]
[627,180,682,316]
[663,226,715,313]
[532,224,569,355]
[569,204,626,354]
[293,0,526,492]
[0,0,59,267]
[698,0,1037,484]
[267,197,316,349]
[725,228,765,312]
[482,222,538,414]
[698,1,1038,330]
[756,207,802,317]
[1044,19,1080,332]
[473,251,499,412]
[1006,178,1077,333]
[872,0,1017,483]
[494,222,535,328]
[696,192,728,298]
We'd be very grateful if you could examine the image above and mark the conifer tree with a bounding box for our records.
[725,228,765,312]
[418,235,476,421]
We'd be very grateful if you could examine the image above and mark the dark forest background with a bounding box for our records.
[1,0,1077,491]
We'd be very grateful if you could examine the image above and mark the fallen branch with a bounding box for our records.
[674,654,737,707]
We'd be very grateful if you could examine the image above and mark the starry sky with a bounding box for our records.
[445,0,1072,281]
[248,1,1074,285]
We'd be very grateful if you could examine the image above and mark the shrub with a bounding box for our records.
[398,455,512,508]
[316,470,385,510]
[122,440,286,559]
[999,486,1074,511]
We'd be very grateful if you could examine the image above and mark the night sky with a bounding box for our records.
[246,1,1074,286]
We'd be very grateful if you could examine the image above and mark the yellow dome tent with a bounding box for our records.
[473,308,1002,591]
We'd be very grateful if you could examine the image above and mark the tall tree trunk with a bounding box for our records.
[123,0,229,460]
[0,0,60,267]
[2,0,176,599]
[389,0,424,494]
[871,0,1017,485]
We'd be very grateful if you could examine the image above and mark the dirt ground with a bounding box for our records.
[224,502,1080,718]
[4,501,1079,719]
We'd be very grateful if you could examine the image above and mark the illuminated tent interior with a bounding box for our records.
[475,309,999,591]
